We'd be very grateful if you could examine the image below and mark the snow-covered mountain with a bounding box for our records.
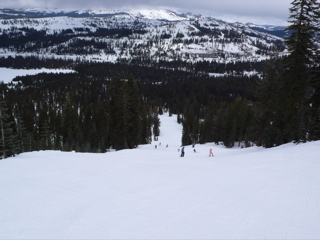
[0,8,188,20]
[0,8,287,63]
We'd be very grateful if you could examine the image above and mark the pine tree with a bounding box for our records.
[61,92,79,151]
[281,0,320,142]
[309,106,320,140]
[181,122,192,146]
[199,111,214,144]
[140,105,152,145]
[116,81,130,149]
[38,106,52,150]
[152,110,160,141]
[108,76,130,150]
[0,99,18,158]
[256,57,286,147]
[286,0,319,65]
[14,116,27,153]
[127,77,142,148]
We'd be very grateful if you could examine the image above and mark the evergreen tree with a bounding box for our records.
[108,76,122,149]
[0,99,18,158]
[108,75,147,150]
[181,104,195,146]
[108,77,129,150]
[127,77,142,148]
[61,92,79,151]
[199,111,214,144]
[181,121,192,146]
[255,57,286,147]
[14,116,28,153]
[38,106,52,150]
[281,0,320,142]
[152,110,160,141]
[140,105,152,145]
[309,106,320,140]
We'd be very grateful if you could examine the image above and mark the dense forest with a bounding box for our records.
[0,0,319,158]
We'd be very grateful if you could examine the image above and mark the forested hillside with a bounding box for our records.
[0,1,319,158]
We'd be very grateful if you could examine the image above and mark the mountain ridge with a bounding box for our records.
[0,8,286,29]
[0,8,287,66]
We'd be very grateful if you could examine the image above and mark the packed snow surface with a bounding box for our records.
[0,113,319,239]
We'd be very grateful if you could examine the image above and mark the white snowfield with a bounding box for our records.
[0,113,319,239]
[0,67,75,84]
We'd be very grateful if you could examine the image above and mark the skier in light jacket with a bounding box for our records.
[209,148,214,157]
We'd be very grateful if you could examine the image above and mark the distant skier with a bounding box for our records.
[193,149,196,153]
[155,145,157,149]
[209,148,214,157]
[181,147,185,157]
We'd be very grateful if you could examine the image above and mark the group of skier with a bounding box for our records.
[155,143,168,149]
[179,146,214,157]
[154,142,214,157]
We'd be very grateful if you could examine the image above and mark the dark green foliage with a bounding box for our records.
[1,69,154,156]
[200,98,255,148]
[281,0,320,142]
[61,93,79,151]
[126,77,143,148]
[181,103,200,146]
[309,106,320,140]
[253,0,320,146]
[199,111,215,144]
[0,56,74,69]
[255,57,286,147]
[152,111,160,141]
[0,99,20,158]
[2,57,264,154]
[0,54,282,154]
[107,75,148,150]
[108,76,128,150]
[140,105,152,145]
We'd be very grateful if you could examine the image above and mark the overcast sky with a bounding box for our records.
[0,0,292,25]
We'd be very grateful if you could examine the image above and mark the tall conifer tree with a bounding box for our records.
[256,57,286,147]
[127,77,142,148]
[281,0,320,142]
[0,99,18,158]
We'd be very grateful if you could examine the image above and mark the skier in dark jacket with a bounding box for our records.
[181,147,185,157]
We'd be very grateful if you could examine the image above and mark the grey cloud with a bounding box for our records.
[0,0,292,25]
